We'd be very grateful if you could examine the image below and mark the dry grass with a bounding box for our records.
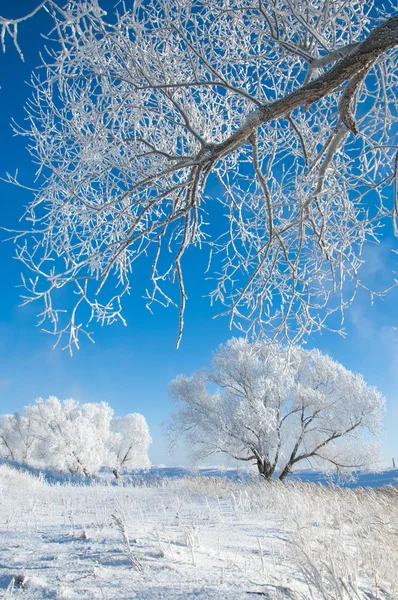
[182,477,398,598]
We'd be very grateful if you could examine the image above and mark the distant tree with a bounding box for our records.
[24,397,114,476]
[2,0,397,350]
[0,412,36,462]
[168,339,385,480]
[109,413,152,478]
[0,415,15,460]
[0,398,152,477]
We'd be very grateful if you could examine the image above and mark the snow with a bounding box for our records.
[0,463,397,599]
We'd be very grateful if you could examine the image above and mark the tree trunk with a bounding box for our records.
[278,463,293,481]
[71,452,91,477]
[256,457,274,480]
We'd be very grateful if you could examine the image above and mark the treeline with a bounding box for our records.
[0,397,151,477]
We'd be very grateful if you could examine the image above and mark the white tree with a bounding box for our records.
[168,338,385,479]
[3,0,396,350]
[24,396,114,476]
[109,413,152,478]
[0,397,153,477]
[0,412,36,462]
[0,415,15,460]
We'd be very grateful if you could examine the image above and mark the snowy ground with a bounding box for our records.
[0,465,397,599]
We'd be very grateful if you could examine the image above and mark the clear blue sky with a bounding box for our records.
[0,0,397,468]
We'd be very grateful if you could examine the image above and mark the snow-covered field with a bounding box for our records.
[1,464,397,599]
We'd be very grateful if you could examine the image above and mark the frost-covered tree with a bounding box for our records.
[109,413,152,478]
[3,0,397,350]
[0,413,36,462]
[24,397,114,476]
[168,339,385,479]
[0,415,15,460]
[0,398,152,477]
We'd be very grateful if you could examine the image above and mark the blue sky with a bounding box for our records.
[0,0,397,468]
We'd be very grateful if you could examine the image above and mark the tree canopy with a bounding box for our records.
[168,338,385,479]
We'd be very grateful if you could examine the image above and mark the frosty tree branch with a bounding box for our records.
[0,1,49,59]
[195,14,398,155]
[5,0,398,350]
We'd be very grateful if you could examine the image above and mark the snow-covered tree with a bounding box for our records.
[0,412,36,462]
[0,415,15,460]
[24,397,114,476]
[168,339,385,479]
[3,0,397,350]
[0,398,152,477]
[110,413,152,478]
